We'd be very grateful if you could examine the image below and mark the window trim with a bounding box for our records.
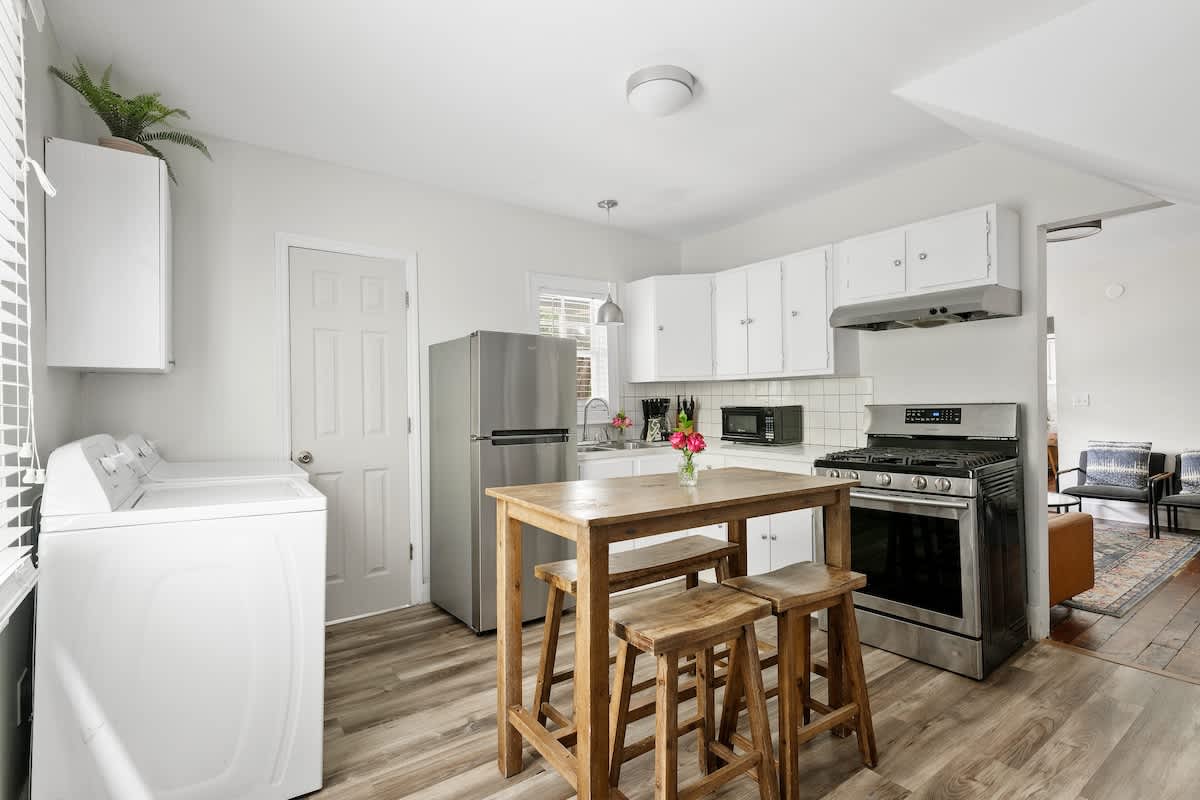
[527,272,622,424]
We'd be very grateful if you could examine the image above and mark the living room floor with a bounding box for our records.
[1051,542,1200,683]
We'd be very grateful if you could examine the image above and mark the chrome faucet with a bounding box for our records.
[582,397,611,442]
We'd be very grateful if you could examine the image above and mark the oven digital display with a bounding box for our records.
[905,407,962,424]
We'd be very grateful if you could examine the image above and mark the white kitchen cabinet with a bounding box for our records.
[712,270,748,375]
[579,457,637,553]
[46,138,172,372]
[712,261,784,378]
[625,275,713,382]
[724,454,815,575]
[782,246,843,375]
[836,228,906,306]
[835,203,1019,308]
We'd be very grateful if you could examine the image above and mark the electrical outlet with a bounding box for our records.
[1072,392,1091,408]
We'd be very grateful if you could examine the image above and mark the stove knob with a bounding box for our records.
[846,470,859,480]
[911,476,927,490]
[828,469,840,478]
[934,478,952,492]
[876,473,891,486]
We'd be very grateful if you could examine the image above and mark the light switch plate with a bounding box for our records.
[1072,392,1091,408]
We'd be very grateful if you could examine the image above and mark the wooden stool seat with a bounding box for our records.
[609,585,779,800]
[609,583,771,654]
[535,535,740,596]
[721,562,877,800]
[724,562,867,613]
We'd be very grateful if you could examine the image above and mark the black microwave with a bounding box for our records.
[720,405,803,445]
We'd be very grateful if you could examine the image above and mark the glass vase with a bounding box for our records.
[678,458,698,487]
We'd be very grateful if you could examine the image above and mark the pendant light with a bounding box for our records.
[595,199,624,326]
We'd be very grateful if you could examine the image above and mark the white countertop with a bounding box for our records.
[577,440,831,465]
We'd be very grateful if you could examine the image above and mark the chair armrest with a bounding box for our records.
[1149,472,1174,499]
[1057,466,1084,477]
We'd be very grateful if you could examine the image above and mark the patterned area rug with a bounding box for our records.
[1064,519,1200,617]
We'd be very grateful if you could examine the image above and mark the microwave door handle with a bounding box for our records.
[849,490,970,510]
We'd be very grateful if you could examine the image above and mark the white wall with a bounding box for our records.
[1049,203,1200,526]
[25,15,89,455]
[681,141,1159,637]
[73,135,679,597]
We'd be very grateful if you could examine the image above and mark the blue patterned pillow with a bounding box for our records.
[1180,450,1200,495]
[1084,440,1151,490]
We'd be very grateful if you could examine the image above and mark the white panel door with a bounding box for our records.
[906,207,991,291]
[712,270,748,376]
[655,276,714,378]
[782,248,832,374]
[289,247,410,621]
[769,509,815,568]
[745,260,783,374]
[837,228,906,305]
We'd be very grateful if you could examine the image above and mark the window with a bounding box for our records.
[0,0,49,599]
[529,274,618,418]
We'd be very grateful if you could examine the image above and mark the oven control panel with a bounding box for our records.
[905,407,962,425]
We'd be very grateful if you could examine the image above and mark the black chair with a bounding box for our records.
[1157,461,1199,534]
[1058,449,1168,538]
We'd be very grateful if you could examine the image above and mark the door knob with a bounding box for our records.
[296,450,313,465]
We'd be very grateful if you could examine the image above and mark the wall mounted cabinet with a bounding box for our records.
[713,260,784,376]
[625,274,713,382]
[45,138,173,372]
[835,203,1018,308]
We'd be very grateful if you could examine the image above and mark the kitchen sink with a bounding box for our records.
[578,440,668,453]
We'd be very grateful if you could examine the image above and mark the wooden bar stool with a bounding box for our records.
[722,562,877,800]
[608,584,780,800]
[532,535,739,731]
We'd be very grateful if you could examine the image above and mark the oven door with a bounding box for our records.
[818,488,981,638]
[721,407,767,443]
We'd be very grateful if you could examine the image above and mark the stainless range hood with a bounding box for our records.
[830,285,1021,331]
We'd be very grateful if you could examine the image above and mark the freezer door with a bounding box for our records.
[475,436,576,631]
[473,331,576,435]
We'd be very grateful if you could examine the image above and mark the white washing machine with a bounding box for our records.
[32,435,327,800]
[118,433,308,483]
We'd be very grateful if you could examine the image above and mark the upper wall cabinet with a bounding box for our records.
[713,260,783,376]
[625,274,713,382]
[835,203,1018,308]
[782,247,838,374]
[46,139,173,372]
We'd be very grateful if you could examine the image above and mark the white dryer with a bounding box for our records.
[32,435,326,800]
[118,433,308,483]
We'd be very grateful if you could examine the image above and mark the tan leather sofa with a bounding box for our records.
[1049,512,1095,606]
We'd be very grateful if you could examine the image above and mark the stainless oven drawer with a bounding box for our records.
[854,607,984,679]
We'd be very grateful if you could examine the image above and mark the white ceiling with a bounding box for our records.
[45,0,1093,239]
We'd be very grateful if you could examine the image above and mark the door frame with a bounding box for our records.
[274,232,425,612]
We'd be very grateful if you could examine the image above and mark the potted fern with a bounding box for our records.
[49,59,210,182]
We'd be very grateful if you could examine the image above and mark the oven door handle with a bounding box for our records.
[849,490,970,510]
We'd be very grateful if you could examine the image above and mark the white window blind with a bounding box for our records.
[537,291,610,402]
[0,0,43,564]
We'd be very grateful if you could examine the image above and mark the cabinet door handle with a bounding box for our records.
[790,310,799,317]
[892,259,902,267]
[918,252,928,260]
[739,319,747,325]
[746,317,754,324]
[770,534,778,541]
[657,325,664,331]
[760,534,768,540]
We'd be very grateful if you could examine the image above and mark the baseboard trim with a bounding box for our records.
[326,603,414,627]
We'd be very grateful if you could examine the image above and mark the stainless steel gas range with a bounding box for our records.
[814,403,1027,679]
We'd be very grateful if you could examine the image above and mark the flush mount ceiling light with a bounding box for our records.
[626,65,696,116]
[1046,219,1102,243]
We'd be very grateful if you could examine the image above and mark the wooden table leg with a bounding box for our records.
[575,528,611,799]
[777,610,801,800]
[496,500,523,776]
[823,489,852,738]
[726,518,748,577]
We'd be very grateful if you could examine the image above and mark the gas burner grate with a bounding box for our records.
[821,447,1009,470]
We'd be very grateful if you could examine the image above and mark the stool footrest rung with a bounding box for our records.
[795,702,859,746]
[621,714,705,763]
[680,748,762,800]
[507,706,577,791]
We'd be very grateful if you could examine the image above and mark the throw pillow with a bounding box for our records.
[1180,450,1200,495]
[1084,440,1152,490]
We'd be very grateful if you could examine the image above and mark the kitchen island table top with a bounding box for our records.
[489,466,859,799]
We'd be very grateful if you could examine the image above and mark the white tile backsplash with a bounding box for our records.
[620,376,873,449]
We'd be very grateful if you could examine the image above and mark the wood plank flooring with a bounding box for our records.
[319,584,1200,799]
[1051,547,1200,682]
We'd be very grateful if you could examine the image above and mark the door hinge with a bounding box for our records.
[407,417,413,433]
[409,543,414,560]
[405,290,411,308]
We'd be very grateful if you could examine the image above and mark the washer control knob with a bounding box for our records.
[828,469,840,478]
[934,477,952,492]
[876,473,892,486]
[912,475,927,490]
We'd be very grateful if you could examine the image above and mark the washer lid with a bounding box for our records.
[42,476,326,532]
[146,459,307,483]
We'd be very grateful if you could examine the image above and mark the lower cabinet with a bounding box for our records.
[723,455,815,575]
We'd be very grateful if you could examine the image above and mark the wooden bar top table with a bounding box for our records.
[486,466,859,799]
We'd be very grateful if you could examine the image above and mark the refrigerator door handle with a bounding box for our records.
[487,431,571,446]
[469,434,492,441]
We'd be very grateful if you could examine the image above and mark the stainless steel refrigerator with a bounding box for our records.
[430,330,577,633]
